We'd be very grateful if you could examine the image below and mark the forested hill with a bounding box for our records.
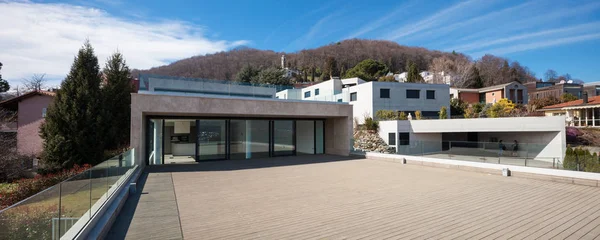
[133,39,538,87]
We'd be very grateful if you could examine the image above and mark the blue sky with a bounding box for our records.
[1,0,600,87]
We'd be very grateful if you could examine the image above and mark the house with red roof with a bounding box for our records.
[540,92,600,127]
[0,90,56,156]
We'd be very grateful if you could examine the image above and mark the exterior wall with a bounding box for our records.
[368,82,450,120]
[131,93,353,166]
[276,89,301,100]
[503,83,528,104]
[140,75,277,98]
[300,80,339,101]
[17,95,53,156]
[543,109,566,116]
[459,92,480,104]
[347,82,374,123]
[484,89,504,104]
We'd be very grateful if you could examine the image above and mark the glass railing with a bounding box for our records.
[0,148,137,240]
[387,141,563,169]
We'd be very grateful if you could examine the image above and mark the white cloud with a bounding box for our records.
[0,1,248,87]
[383,0,489,40]
[344,1,416,40]
[449,22,600,52]
[470,33,600,56]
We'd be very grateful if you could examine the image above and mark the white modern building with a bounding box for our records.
[276,78,451,123]
[378,116,566,163]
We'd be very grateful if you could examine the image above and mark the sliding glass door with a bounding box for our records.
[197,120,227,161]
[272,120,295,156]
[229,120,270,159]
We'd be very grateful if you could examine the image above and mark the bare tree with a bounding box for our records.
[22,73,47,92]
[544,69,557,82]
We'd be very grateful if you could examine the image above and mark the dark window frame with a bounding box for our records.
[315,88,320,96]
[398,132,410,146]
[426,90,435,99]
[304,91,311,98]
[388,132,396,145]
[406,89,420,99]
[380,88,390,98]
[350,92,357,101]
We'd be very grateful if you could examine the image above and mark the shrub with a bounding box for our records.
[486,98,515,118]
[398,111,407,120]
[375,110,397,121]
[414,111,422,120]
[450,98,467,116]
[0,154,33,182]
[363,117,379,132]
[439,106,448,119]
[0,164,90,209]
[3,205,60,239]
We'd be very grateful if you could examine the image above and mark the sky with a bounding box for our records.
[1,0,600,88]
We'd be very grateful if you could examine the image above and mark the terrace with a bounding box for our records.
[106,155,600,239]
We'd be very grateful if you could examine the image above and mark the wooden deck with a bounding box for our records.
[108,155,600,240]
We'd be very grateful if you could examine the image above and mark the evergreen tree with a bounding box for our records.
[344,59,389,81]
[0,62,9,93]
[439,106,448,119]
[235,65,259,83]
[258,67,290,85]
[405,62,423,83]
[40,41,104,168]
[466,65,483,88]
[101,52,133,150]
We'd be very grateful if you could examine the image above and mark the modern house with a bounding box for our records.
[450,81,528,105]
[583,82,600,97]
[0,90,55,156]
[540,92,600,127]
[276,77,450,122]
[378,116,566,162]
[524,81,583,101]
[131,75,353,166]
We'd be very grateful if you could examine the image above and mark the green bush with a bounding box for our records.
[563,146,600,173]
[2,205,61,239]
[0,164,90,209]
[363,117,379,132]
[439,106,448,119]
[375,110,397,121]
[414,111,422,120]
[398,111,407,120]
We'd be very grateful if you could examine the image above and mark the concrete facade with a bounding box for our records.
[130,93,353,167]
[378,116,566,161]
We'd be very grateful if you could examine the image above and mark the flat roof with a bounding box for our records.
[385,116,565,133]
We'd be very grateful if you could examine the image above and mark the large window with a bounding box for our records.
[388,132,396,145]
[398,132,410,145]
[426,90,435,99]
[380,89,390,98]
[229,120,270,160]
[406,90,420,99]
[304,91,311,98]
[315,89,320,96]
[350,92,357,101]
[273,120,295,156]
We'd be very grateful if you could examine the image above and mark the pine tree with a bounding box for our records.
[466,65,483,88]
[101,52,133,150]
[405,62,423,83]
[40,41,105,168]
[323,56,339,79]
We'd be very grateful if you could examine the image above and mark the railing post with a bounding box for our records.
[58,183,62,238]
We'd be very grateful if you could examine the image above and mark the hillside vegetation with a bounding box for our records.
[134,39,538,88]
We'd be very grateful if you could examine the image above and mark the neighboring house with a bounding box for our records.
[276,77,450,122]
[0,90,56,156]
[394,72,407,82]
[539,92,600,127]
[524,81,583,101]
[378,116,566,162]
[450,81,528,105]
[583,82,600,97]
